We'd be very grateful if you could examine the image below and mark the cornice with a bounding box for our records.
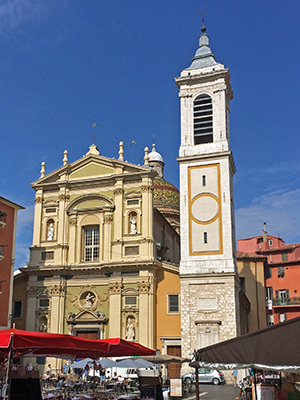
[20,260,162,275]
[180,272,238,280]
[177,150,236,174]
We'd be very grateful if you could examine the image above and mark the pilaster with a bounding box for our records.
[32,191,43,245]
[108,281,123,338]
[138,279,152,348]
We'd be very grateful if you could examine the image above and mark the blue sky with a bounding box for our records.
[0,0,299,268]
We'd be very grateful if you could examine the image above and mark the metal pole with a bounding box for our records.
[3,333,13,400]
[195,368,199,400]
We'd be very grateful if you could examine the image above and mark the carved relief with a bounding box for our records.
[141,185,153,193]
[34,196,43,204]
[138,280,150,294]
[59,194,70,201]
[71,286,109,311]
[50,285,64,297]
[69,218,77,226]
[114,188,123,196]
[27,286,38,297]
[104,215,113,224]
[108,281,123,294]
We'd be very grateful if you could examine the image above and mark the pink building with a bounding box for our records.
[0,197,24,329]
[238,223,300,325]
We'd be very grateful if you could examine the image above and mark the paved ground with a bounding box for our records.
[185,383,239,400]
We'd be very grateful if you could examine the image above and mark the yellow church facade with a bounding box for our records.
[15,142,181,360]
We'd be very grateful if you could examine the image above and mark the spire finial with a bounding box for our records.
[198,6,208,29]
[90,122,97,144]
[119,141,124,161]
[144,147,149,166]
[63,150,68,166]
[40,162,46,178]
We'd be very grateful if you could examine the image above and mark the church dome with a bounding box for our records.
[153,178,180,209]
[148,144,164,163]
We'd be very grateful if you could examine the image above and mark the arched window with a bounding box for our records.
[194,94,213,144]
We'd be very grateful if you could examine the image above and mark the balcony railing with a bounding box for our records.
[272,297,300,306]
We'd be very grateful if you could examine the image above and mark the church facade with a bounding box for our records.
[176,26,240,364]
[15,142,181,368]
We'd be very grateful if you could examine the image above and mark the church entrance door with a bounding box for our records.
[76,330,99,340]
[167,345,181,379]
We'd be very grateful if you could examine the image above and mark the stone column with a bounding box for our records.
[113,185,123,240]
[25,285,38,331]
[58,192,69,265]
[49,282,65,334]
[32,191,43,245]
[141,179,154,259]
[68,217,77,265]
[112,186,123,261]
[138,279,153,348]
[103,213,113,262]
[108,281,122,338]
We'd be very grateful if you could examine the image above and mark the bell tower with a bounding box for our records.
[176,25,240,361]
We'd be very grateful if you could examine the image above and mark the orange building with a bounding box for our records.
[0,197,24,329]
[238,223,300,325]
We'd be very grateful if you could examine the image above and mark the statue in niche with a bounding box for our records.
[129,216,137,234]
[125,317,135,341]
[84,292,95,308]
[39,320,47,332]
[47,223,54,241]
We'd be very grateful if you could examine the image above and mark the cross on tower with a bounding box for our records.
[90,122,97,144]
[198,7,208,25]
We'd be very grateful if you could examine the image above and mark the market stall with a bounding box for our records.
[194,316,300,400]
[0,329,155,400]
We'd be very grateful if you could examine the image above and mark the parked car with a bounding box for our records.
[182,368,224,385]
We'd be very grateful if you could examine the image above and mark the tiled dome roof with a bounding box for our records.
[153,178,180,209]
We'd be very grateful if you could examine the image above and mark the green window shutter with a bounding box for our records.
[286,289,289,299]
[275,290,279,298]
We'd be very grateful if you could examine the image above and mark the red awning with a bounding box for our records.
[97,338,156,357]
[0,330,155,360]
[0,329,109,360]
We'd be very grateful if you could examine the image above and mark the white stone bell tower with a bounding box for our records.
[176,26,240,361]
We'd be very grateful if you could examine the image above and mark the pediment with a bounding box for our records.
[31,153,152,189]
[69,161,114,180]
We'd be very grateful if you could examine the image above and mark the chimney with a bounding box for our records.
[262,222,267,242]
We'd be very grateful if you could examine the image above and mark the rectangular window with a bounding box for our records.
[204,232,208,244]
[39,299,49,308]
[125,246,139,256]
[84,227,99,262]
[124,296,137,306]
[45,208,56,213]
[279,289,289,301]
[127,199,139,205]
[13,301,22,318]
[268,267,272,278]
[202,175,206,186]
[266,287,273,300]
[278,266,285,278]
[282,253,288,261]
[168,294,179,313]
[42,251,54,261]
[36,357,46,365]
[279,313,286,323]
[267,314,274,326]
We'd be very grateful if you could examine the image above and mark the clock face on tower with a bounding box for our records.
[188,164,223,256]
